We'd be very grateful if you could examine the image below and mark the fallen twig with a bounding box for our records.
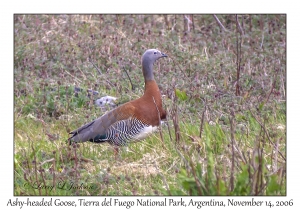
[213,15,228,32]
[123,67,135,91]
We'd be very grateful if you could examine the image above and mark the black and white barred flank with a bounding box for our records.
[91,118,156,146]
[106,118,153,146]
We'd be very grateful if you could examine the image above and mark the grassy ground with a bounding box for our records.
[14,14,286,195]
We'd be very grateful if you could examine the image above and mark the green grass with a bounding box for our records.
[14,14,286,195]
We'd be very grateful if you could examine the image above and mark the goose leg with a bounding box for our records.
[114,147,119,161]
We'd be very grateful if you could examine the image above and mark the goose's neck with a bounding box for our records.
[142,59,154,81]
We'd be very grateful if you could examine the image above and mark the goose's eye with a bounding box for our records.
[154,52,157,54]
